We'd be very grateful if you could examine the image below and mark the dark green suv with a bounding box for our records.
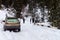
[4,17,21,32]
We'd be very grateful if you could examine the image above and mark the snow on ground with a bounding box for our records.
[0,9,7,20]
[0,9,60,40]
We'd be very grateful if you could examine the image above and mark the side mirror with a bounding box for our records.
[2,20,5,22]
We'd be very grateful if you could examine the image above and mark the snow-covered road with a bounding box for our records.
[0,17,60,40]
[0,8,60,40]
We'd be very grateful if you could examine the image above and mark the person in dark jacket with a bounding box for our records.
[30,18,31,23]
[23,18,25,23]
[32,18,35,23]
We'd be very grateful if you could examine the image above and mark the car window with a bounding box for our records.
[7,19,19,23]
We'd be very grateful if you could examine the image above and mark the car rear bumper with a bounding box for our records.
[4,26,20,30]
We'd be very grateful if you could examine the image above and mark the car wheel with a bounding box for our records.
[58,27,60,29]
[9,30,12,32]
[4,29,6,31]
[18,29,20,32]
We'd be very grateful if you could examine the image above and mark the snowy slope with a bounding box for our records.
[0,8,60,40]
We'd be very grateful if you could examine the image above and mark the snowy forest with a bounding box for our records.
[0,0,60,28]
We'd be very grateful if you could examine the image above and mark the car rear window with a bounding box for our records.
[7,19,19,23]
